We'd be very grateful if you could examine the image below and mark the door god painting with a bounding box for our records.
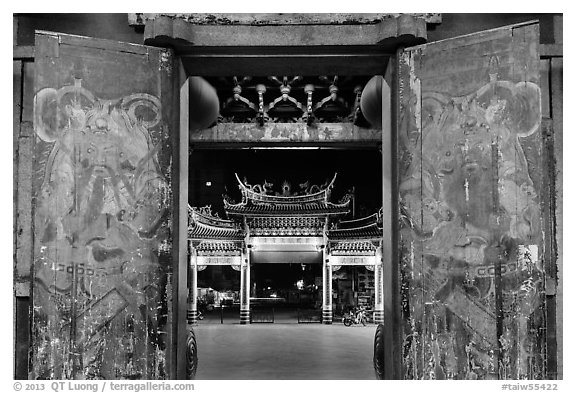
[32,80,170,379]
[399,68,545,379]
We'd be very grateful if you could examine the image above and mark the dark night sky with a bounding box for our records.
[189,148,383,219]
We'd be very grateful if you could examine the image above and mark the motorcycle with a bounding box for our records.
[342,308,367,326]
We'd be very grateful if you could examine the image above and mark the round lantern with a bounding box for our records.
[188,76,220,132]
[360,75,384,128]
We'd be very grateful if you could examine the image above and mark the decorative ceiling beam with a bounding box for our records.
[190,122,382,145]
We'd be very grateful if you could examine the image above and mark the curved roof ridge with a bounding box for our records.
[234,173,338,202]
[189,205,242,229]
[328,210,383,241]
[338,211,380,227]
[330,221,378,233]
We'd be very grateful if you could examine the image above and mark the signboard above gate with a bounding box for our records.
[196,256,241,266]
[330,256,376,266]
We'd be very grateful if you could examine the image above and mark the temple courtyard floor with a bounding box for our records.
[193,322,377,380]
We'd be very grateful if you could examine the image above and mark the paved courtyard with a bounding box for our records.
[193,323,377,379]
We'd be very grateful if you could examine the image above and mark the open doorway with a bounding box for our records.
[189,148,382,217]
[188,148,383,324]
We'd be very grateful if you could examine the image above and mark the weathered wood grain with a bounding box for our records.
[14,57,33,380]
[13,60,21,275]
[15,129,34,279]
[397,23,546,380]
[550,56,563,379]
[22,62,34,126]
[31,32,175,380]
[15,61,35,281]
[540,59,551,119]
[174,70,190,380]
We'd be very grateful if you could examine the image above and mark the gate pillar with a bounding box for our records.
[373,245,384,324]
[187,245,199,325]
[240,248,251,324]
[322,247,333,324]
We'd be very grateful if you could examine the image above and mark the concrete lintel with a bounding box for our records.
[143,14,429,50]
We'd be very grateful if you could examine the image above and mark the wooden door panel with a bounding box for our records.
[397,22,546,380]
[32,31,175,380]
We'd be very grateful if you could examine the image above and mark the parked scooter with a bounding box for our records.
[342,307,367,326]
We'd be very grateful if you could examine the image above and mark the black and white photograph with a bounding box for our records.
[8,6,567,390]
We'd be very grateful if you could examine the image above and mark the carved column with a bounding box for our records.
[187,245,198,325]
[240,247,251,324]
[322,246,333,324]
[373,245,384,324]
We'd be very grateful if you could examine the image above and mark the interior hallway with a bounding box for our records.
[193,324,376,379]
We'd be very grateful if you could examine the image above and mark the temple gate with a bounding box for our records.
[187,175,385,324]
[21,14,558,380]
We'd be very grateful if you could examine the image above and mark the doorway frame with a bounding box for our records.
[177,48,400,379]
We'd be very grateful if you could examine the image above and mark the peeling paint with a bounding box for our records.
[139,13,442,26]
[31,83,171,379]
[398,27,546,379]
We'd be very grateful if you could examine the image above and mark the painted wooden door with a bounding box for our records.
[397,22,548,379]
[31,32,176,379]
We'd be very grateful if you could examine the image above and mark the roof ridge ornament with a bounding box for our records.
[234,173,338,198]
[279,180,292,196]
[338,189,354,205]
[242,176,274,195]
[189,204,220,218]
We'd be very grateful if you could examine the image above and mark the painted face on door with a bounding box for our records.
[78,106,150,180]
[79,131,121,179]
[402,80,541,251]
[436,100,498,233]
[33,85,168,369]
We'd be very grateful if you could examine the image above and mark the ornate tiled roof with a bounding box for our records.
[328,209,383,241]
[248,216,324,236]
[188,205,245,241]
[330,241,377,256]
[196,241,242,256]
[224,173,351,217]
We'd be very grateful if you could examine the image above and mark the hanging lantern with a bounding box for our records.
[188,76,220,132]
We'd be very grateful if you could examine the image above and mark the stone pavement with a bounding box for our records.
[193,323,376,379]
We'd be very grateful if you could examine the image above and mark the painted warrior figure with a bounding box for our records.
[399,70,543,379]
[32,81,168,379]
